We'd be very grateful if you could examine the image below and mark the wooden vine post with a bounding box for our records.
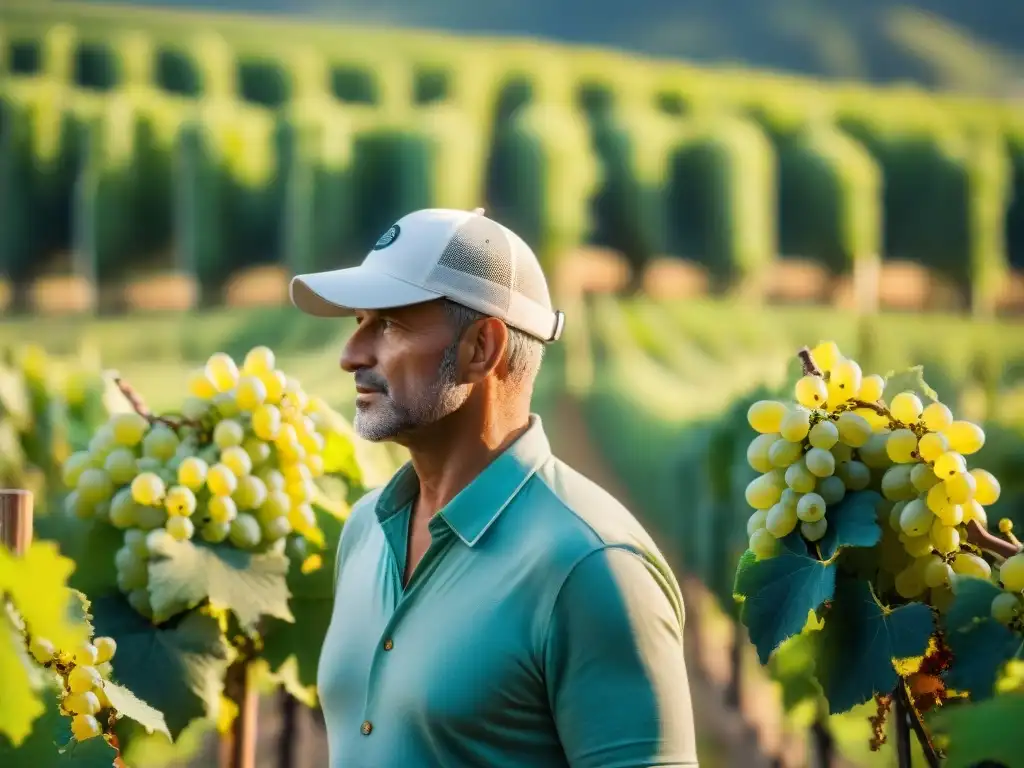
[0,488,33,556]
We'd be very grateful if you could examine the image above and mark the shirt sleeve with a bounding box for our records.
[543,546,699,768]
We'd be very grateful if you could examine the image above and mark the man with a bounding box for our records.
[291,207,699,767]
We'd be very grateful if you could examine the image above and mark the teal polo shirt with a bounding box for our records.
[316,415,699,767]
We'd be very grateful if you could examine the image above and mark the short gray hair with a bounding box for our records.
[440,299,544,388]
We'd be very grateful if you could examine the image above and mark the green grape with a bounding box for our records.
[62,451,93,488]
[233,475,268,510]
[945,472,976,505]
[207,463,238,496]
[936,503,964,527]
[902,533,933,558]
[881,465,915,501]
[910,463,939,493]
[65,491,95,520]
[109,489,138,528]
[201,520,231,543]
[970,469,1001,506]
[899,499,932,537]
[262,515,292,542]
[963,499,987,528]
[991,592,1020,625]
[182,396,210,420]
[746,509,769,536]
[124,529,149,559]
[136,456,163,474]
[747,400,788,434]
[287,536,309,562]
[780,488,801,510]
[243,346,276,375]
[749,528,778,560]
[836,460,870,491]
[922,402,953,432]
[88,426,117,457]
[235,375,268,411]
[103,448,138,486]
[93,500,111,523]
[213,392,241,418]
[229,513,263,549]
[923,556,954,588]
[804,448,835,478]
[857,432,891,469]
[766,502,798,538]
[808,420,839,450]
[71,713,101,741]
[77,468,114,504]
[942,421,985,455]
[220,445,253,477]
[166,516,195,541]
[110,412,150,446]
[952,552,992,580]
[745,473,782,510]
[934,451,967,479]
[252,404,283,441]
[131,472,166,505]
[768,439,803,468]
[785,460,817,493]
[135,504,168,530]
[1000,554,1024,592]
[206,352,240,392]
[917,432,948,463]
[142,425,180,461]
[888,501,907,533]
[894,565,925,599]
[831,442,854,464]
[208,495,239,524]
[259,468,286,492]
[242,436,272,467]
[929,520,960,555]
[890,392,923,424]
[780,409,812,442]
[214,420,245,449]
[857,374,885,403]
[801,518,827,542]
[165,485,197,517]
[177,456,209,491]
[796,492,826,523]
[836,412,872,448]
[816,476,846,506]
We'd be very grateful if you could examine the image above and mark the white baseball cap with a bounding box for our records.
[290,207,565,343]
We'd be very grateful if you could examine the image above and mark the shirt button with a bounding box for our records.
[383,638,394,651]
[361,720,373,735]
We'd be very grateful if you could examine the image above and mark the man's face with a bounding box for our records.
[341,302,469,442]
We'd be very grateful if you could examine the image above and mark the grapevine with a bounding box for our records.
[733,341,1024,765]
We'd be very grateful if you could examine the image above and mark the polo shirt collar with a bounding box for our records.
[374,414,552,547]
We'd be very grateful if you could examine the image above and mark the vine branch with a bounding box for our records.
[798,347,822,377]
[895,680,942,767]
[966,519,1022,560]
[112,375,198,430]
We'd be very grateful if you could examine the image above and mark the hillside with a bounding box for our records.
[70,0,1024,97]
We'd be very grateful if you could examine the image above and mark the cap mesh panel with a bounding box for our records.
[434,218,513,289]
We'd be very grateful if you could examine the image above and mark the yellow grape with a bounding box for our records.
[970,469,1001,506]
[94,637,116,664]
[808,420,839,450]
[166,516,195,541]
[252,404,283,441]
[991,592,1020,625]
[213,392,240,419]
[886,429,919,464]
[233,475,268,510]
[804,448,835,478]
[213,420,245,449]
[785,461,817,493]
[747,509,769,536]
[235,375,268,411]
[208,495,239,524]
[131,472,166,506]
[29,637,55,664]
[287,478,316,504]
[64,691,100,716]
[903,534,934,558]
[811,341,841,373]
[794,375,828,409]
[933,451,967,479]
[1001,554,1024,592]
[243,436,272,466]
[936,503,964,527]
[748,400,788,434]
[165,486,197,517]
[306,453,325,478]
[899,499,932,537]
[930,520,960,555]
[836,411,872,448]
[921,402,953,431]
[910,462,939,493]
[926,482,951,514]
[854,407,889,432]
[68,665,102,694]
[766,503,798,537]
[857,374,885,403]
[943,421,985,455]
[261,370,287,404]
[923,557,954,588]
[71,714,102,741]
[895,566,925,599]
[952,552,992,580]
[110,412,150,446]
[796,492,825,523]
[963,499,987,528]
[917,432,949,463]
[288,503,317,533]
[74,643,98,665]
[206,352,239,392]
[945,472,976,505]
[187,369,218,399]
[221,446,253,478]
[207,464,238,496]
[768,439,804,468]
[177,457,209,491]
[801,518,828,542]
[243,346,276,375]
[830,359,862,400]
[889,392,923,424]
[750,528,778,560]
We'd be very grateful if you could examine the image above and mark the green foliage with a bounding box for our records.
[931,693,1024,768]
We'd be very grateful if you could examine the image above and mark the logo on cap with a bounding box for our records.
[372,224,401,251]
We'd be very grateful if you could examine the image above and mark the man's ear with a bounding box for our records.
[462,317,507,384]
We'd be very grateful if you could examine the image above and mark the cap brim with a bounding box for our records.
[290,268,443,317]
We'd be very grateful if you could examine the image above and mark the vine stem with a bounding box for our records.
[966,519,1022,560]
[894,681,942,768]
[798,347,823,377]
[111,375,198,430]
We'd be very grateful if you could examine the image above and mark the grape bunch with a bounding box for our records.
[61,346,342,621]
[744,341,1002,605]
[25,632,118,743]
[991,520,1024,628]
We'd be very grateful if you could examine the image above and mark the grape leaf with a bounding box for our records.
[944,619,1024,700]
[944,576,1004,633]
[766,629,823,719]
[65,520,123,600]
[734,534,837,664]
[930,693,1024,768]
[91,595,232,738]
[147,538,293,630]
[0,608,45,746]
[262,508,344,704]
[101,680,170,740]
[817,577,934,714]
[882,365,938,405]
[819,490,883,561]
